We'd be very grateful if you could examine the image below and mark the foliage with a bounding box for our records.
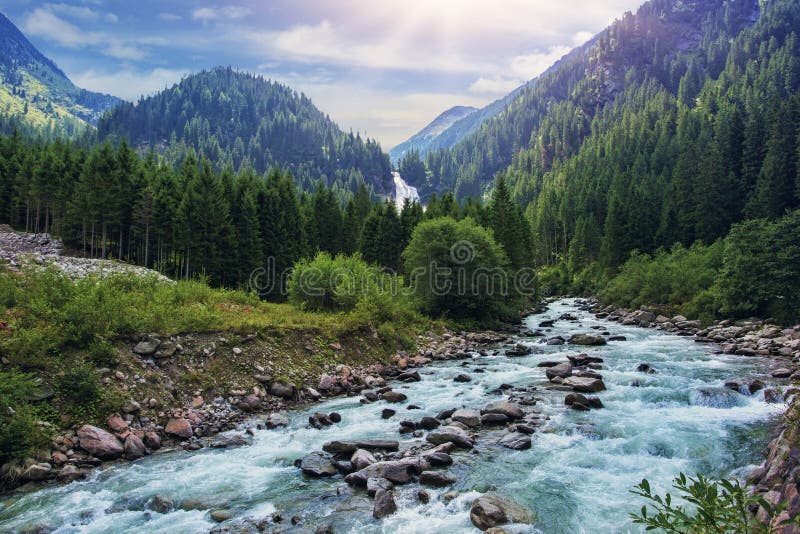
[402,217,521,322]
[630,473,800,533]
[0,371,51,462]
[55,361,101,405]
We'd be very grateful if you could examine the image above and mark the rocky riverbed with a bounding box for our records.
[0,298,792,533]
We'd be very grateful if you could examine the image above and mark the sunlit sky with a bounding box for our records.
[0,0,643,148]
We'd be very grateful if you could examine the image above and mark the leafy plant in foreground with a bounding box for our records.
[630,473,799,533]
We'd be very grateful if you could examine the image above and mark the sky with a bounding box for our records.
[0,0,644,149]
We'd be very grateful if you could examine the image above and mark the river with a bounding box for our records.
[0,299,784,533]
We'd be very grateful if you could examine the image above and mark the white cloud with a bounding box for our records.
[71,68,189,101]
[469,77,523,96]
[192,6,253,22]
[105,43,147,61]
[158,13,182,22]
[22,8,102,48]
[43,3,118,23]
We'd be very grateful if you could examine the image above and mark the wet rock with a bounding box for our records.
[563,376,606,393]
[425,452,453,467]
[366,477,394,496]
[417,489,431,503]
[512,424,536,435]
[427,426,474,449]
[165,418,193,440]
[636,363,656,374]
[436,408,457,420]
[149,495,174,513]
[373,489,397,519]
[483,401,524,420]
[546,337,565,346]
[21,463,52,481]
[211,434,249,449]
[498,432,531,450]
[539,319,556,328]
[266,413,289,429]
[418,416,440,430]
[124,434,146,459]
[210,509,234,522]
[420,471,457,487]
[309,412,334,429]
[300,452,337,477]
[772,368,793,378]
[748,379,764,394]
[380,391,408,403]
[346,460,417,486]
[545,362,572,380]
[454,373,472,383]
[143,431,161,450]
[608,335,627,341]
[763,388,784,403]
[57,464,85,482]
[568,333,606,346]
[470,493,535,531]
[481,413,509,426]
[399,370,421,382]
[269,381,295,399]
[351,449,377,470]
[77,425,123,460]
[381,408,396,419]
[323,440,399,455]
[506,344,532,357]
[451,409,480,428]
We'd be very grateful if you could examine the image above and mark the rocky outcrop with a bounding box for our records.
[77,425,124,460]
[470,493,535,531]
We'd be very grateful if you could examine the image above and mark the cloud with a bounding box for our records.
[192,6,253,22]
[158,13,182,22]
[71,68,189,101]
[22,8,102,48]
[105,43,147,61]
[43,3,118,24]
[468,77,523,96]
[468,45,572,96]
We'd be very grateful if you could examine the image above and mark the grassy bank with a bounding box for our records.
[0,266,436,464]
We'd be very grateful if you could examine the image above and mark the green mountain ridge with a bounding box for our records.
[97,67,393,198]
[0,11,121,132]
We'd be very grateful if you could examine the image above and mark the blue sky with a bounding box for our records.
[0,0,643,148]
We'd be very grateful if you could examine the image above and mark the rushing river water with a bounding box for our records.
[0,299,785,533]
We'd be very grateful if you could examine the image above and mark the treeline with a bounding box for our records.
[96,67,392,197]
[0,133,532,297]
[417,0,761,200]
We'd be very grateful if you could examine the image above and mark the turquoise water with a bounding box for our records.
[0,299,784,533]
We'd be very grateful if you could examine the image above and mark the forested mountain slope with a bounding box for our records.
[423,0,761,200]
[0,11,121,134]
[97,67,392,197]
[388,105,477,165]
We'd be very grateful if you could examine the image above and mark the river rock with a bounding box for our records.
[470,493,535,531]
[436,408,457,420]
[506,343,532,356]
[454,373,472,383]
[481,413,509,425]
[300,452,337,477]
[381,408,396,419]
[165,418,193,440]
[399,370,421,382]
[380,391,408,403]
[323,440,399,454]
[546,337,565,345]
[545,362,573,380]
[563,376,606,393]
[346,460,417,486]
[124,434,146,459]
[149,495,174,513]
[427,426,474,448]
[373,489,397,519]
[498,432,531,450]
[22,463,52,481]
[269,381,295,399]
[420,471,457,487]
[451,409,481,427]
[483,401,524,420]
[144,431,161,450]
[351,449,377,470]
[77,425,124,460]
[57,464,85,482]
[771,368,793,378]
[568,334,606,346]
[318,374,333,391]
[366,477,394,496]
[106,414,129,433]
[211,434,249,449]
[425,452,453,466]
[266,413,289,429]
[210,509,233,522]
[636,363,656,374]
[121,399,141,413]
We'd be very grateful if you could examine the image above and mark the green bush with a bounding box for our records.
[600,241,724,320]
[402,217,521,322]
[56,361,101,405]
[631,473,800,533]
[0,371,51,462]
[288,252,396,312]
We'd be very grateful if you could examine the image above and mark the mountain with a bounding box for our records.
[0,11,121,132]
[98,67,392,196]
[421,0,762,200]
[389,105,477,164]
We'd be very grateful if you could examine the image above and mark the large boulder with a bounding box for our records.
[563,376,606,393]
[482,401,524,420]
[498,432,531,450]
[568,334,606,346]
[266,413,289,429]
[451,409,480,428]
[426,426,474,449]
[545,362,572,380]
[351,449,376,470]
[322,440,399,454]
[77,425,124,460]
[345,460,419,486]
[164,418,193,440]
[419,471,457,487]
[470,493,535,531]
[373,489,397,519]
[124,434,146,459]
[300,452,337,477]
[380,391,408,403]
[269,381,295,399]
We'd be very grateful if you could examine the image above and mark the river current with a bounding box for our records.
[0,299,784,533]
